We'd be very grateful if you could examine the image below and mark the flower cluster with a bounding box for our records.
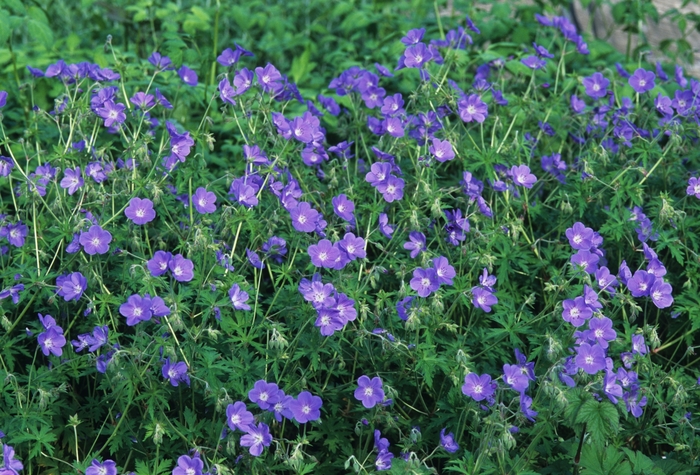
[147,251,194,282]
[409,256,455,298]
[299,273,357,336]
[119,293,171,326]
[471,268,498,312]
[36,314,66,357]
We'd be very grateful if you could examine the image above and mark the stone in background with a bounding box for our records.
[571,0,700,76]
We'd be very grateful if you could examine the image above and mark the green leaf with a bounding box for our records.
[26,18,53,48]
[621,448,665,475]
[0,9,11,45]
[580,443,632,475]
[575,399,619,443]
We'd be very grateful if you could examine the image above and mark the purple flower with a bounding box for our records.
[85,459,117,475]
[79,225,112,255]
[575,342,606,374]
[148,52,173,71]
[255,63,283,93]
[472,287,497,312]
[120,294,153,326]
[147,251,172,276]
[124,197,156,225]
[315,308,344,336]
[0,91,6,108]
[570,249,600,274]
[2,444,23,474]
[178,65,198,86]
[332,194,355,222]
[2,222,28,247]
[37,326,66,356]
[56,272,87,301]
[338,233,366,260]
[627,270,655,297]
[375,450,394,471]
[687,177,700,198]
[365,162,392,187]
[96,100,126,128]
[172,455,203,475]
[403,43,432,68]
[458,94,488,123]
[503,364,530,392]
[440,428,459,453]
[0,283,24,304]
[378,213,394,239]
[588,316,616,349]
[649,278,673,308]
[60,167,84,195]
[162,358,190,387]
[226,401,254,432]
[561,297,592,327]
[86,325,109,352]
[240,422,273,456]
[192,187,217,214]
[433,256,456,286]
[229,283,250,310]
[462,373,494,401]
[603,370,623,404]
[521,55,546,70]
[570,94,586,114]
[262,236,287,264]
[289,391,323,423]
[582,72,609,99]
[565,222,594,250]
[632,334,647,355]
[130,92,155,109]
[401,28,425,45]
[628,68,655,94]
[520,393,538,422]
[410,267,439,298]
[290,202,319,233]
[354,375,385,408]
[511,165,537,188]
[246,248,265,269]
[169,254,194,282]
[0,156,14,177]
[308,239,340,268]
[403,232,426,258]
[249,380,281,410]
[623,391,647,418]
[429,138,455,162]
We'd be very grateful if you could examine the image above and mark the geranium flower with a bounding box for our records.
[124,197,156,225]
[229,284,251,311]
[628,68,655,94]
[226,401,254,432]
[354,375,385,408]
[289,391,322,423]
[162,358,190,387]
[192,187,217,214]
[575,342,606,374]
[240,423,273,456]
[56,272,87,301]
[461,373,494,401]
[79,225,112,255]
[169,254,194,282]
